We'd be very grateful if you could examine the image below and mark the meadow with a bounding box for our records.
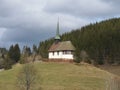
[0,62,118,90]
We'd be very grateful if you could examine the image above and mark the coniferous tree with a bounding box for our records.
[20,46,32,63]
[22,46,31,57]
[8,44,21,64]
[32,44,38,62]
[8,45,14,60]
[32,44,38,54]
[3,56,12,70]
[14,44,21,62]
[38,18,120,64]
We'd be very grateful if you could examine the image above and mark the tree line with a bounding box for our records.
[38,18,120,65]
[0,44,38,70]
[0,17,120,68]
[0,45,40,90]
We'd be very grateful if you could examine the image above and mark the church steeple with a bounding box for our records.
[55,18,60,43]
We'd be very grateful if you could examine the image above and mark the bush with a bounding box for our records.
[83,58,91,64]
[3,58,12,70]
[0,58,4,69]
[74,56,81,63]
[98,59,104,65]
[19,55,26,64]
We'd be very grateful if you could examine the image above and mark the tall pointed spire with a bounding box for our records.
[56,17,59,36]
[55,17,61,43]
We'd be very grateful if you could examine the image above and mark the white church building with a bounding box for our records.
[48,20,75,61]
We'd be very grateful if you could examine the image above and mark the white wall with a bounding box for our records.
[48,51,74,59]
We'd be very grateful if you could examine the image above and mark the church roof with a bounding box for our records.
[55,35,60,40]
[48,41,75,52]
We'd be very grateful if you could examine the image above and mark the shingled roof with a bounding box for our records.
[48,41,75,52]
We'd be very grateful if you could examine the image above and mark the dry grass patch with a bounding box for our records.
[0,62,116,90]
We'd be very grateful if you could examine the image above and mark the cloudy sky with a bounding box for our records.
[0,0,120,49]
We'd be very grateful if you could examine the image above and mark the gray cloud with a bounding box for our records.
[0,0,120,48]
[44,0,120,18]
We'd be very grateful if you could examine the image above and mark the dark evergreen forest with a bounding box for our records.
[38,18,120,64]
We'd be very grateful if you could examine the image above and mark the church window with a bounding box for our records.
[57,51,59,55]
[53,52,54,55]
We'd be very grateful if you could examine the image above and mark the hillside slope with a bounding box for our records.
[99,65,120,76]
[0,62,117,90]
[38,18,120,64]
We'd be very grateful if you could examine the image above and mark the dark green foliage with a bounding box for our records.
[32,44,38,62]
[8,44,21,64]
[38,18,120,64]
[22,46,32,57]
[8,45,14,60]
[97,58,104,65]
[3,56,12,70]
[19,54,26,64]
[0,48,8,69]
[74,50,81,63]
[0,58,4,69]
[14,44,21,62]
[38,39,54,58]
[20,46,32,64]
[32,44,38,54]
[74,56,81,63]
[0,48,8,55]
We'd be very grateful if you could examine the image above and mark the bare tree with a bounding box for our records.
[17,64,38,90]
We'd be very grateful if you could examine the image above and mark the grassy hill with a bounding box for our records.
[0,62,119,90]
[99,65,120,76]
[38,18,120,64]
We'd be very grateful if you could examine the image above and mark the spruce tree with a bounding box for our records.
[8,44,21,64]
[14,44,21,62]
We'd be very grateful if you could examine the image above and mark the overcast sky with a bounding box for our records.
[0,0,120,49]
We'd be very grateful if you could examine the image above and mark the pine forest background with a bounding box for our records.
[38,18,120,64]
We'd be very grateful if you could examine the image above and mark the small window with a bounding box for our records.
[57,51,59,55]
[53,52,54,55]
[63,51,65,54]
[63,51,71,54]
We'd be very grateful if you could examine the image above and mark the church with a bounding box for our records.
[48,20,75,61]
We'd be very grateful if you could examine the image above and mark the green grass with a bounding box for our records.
[0,62,113,90]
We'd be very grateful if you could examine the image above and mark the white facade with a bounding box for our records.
[49,51,74,60]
